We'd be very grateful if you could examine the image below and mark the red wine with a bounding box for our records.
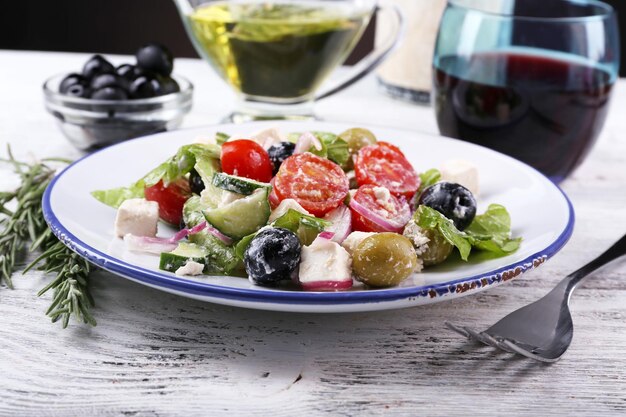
[433,52,614,181]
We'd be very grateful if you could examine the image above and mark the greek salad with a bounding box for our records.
[92,127,522,291]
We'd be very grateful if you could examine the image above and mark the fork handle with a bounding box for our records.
[560,233,626,296]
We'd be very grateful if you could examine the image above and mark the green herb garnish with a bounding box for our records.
[0,148,95,328]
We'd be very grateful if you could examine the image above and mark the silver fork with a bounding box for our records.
[446,234,626,363]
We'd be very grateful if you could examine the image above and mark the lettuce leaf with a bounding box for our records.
[235,232,258,261]
[414,204,521,261]
[413,168,441,207]
[215,132,230,145]
[415,205,472,260]
[91,143,221,208]
[418,168,441,195]
[285,131,349,167]
[312,131,349,167]
[272,208,329,246]
[465,204,522,256]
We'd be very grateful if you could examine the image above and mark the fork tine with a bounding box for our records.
[492,337,515,353]
[479,332,506,350]
[464,327,504,349]
[500,339,560,363]
[444,321,470,338]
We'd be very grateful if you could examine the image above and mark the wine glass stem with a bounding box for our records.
[226,97,317,123]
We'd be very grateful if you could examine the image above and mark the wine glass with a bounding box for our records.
[433,0,620,182]
[174,0,403,122]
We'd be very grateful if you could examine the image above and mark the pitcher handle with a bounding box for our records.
[315,4,405,101]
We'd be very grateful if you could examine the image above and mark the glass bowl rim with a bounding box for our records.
[43,73,194,108]
[447,0,615,23]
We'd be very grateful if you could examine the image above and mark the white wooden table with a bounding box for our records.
[1,51,625,416]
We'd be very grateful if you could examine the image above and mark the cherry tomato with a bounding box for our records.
[354,142,420,198]
[268,178,280,209]
[274,153,349,217]
[144,178,191,226]
[350,184,411,233]
[221,139,273,183]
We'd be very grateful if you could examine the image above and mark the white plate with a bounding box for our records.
[43,121,574,313]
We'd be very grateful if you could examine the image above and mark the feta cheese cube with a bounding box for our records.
[440,159,480,196]
[175,260,205,276]
[114,198,159,238]
[249,127,286,149]
[372,186,394,211]
[269,198,311,223]
[341,231,376,256]
[299,238,352,285]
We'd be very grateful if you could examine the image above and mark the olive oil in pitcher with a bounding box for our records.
[187,1,370,101]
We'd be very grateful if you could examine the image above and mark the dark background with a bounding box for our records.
[0,0,623,73]
[0,0,374,65]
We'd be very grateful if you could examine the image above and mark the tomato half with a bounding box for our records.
[144,178,191,226]
[221,139,273,183]
[350,184,411,233]
[354,142,420,198]
[268,178,280,209]
[274,153,349,217]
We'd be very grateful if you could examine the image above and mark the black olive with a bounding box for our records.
[135,43,174,76]
[65,83,90,98]
[267,142,296,175]
[159,75,180,95]
[116,64,137,80]
[418,181,477,230]
[59,73,86,94]
[129,74,162,99]
[188,169,205,194]
[82,54,115,80]
[90,73,129,92]
[244,228,301,287]
[90,87,129,100]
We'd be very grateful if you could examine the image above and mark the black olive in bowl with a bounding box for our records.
[43,73,193,151]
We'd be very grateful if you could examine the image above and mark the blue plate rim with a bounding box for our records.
[42,123,576,306]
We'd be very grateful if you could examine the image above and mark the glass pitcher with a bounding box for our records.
[173,0,403,122]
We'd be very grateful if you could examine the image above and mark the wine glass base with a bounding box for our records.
[223,112,318,124]
[224,97,318,123]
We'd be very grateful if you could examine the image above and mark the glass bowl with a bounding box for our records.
[43,74,193,151]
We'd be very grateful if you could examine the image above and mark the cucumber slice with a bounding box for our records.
[160,242,244,276]
[172,242,208,258]
[203,188,270,239]
[212,172,271,195]
[160,243,208,273]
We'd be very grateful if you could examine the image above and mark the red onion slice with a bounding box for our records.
[323,205,352,243]
[301,279,353,291]
[317,231,335,240]
[348,198,406,233]
[294,132,323,154]
[124,221,233,254]
[124,235,178,254]
[170,221,207,242]
[172,221,232,245]
[206,226,234,245]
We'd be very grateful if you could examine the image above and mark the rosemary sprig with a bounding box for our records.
[0,148,95,328]
[0,149,53,288]
[25,229,96,328]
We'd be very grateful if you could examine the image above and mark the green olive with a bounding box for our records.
[421,228,453,266]
[352,233,417,287]
[339,128,377,170]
